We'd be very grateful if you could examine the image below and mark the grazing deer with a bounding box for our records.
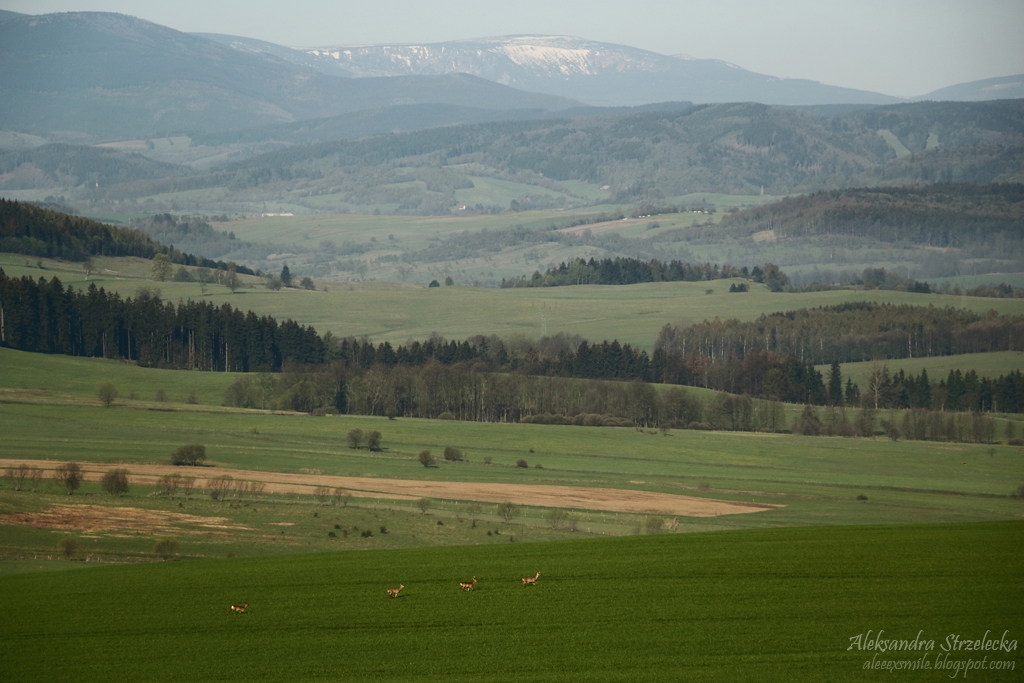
[387,584,404,599]
[229,602,248,614]
[460,577,477,592]
[522,572,540,586]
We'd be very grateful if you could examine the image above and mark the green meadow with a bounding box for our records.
[5,253,1022,351]
[3,345,1022,571]
[1,522,1020,682]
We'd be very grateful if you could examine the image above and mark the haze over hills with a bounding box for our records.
[208,33,903,108]
[0,12,577,140]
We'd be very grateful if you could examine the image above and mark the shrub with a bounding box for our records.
[379,525,388,534]
[418,450,435,467]
[644,516,664,534]
[172,444,206,466]
[546,508,568,529]
[483,456,492,465]
[155,388,167,402]
[153,538,178,560]
[101,468,129,496]
[346,429,364,449]
[857,494,868,501]
[58,536,78,559]
[361,530,373,538]
[328,531,336,538]
[366,430,382,451]
[443,446,463,462]
[98,383,118,407]
[791,405,822,436]
[497,501,521,523]
[516,459,528,468]
[54,462,82,495]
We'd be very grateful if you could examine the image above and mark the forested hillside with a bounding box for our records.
[716,183,1024,246]
[0,199,251,273]
[5,100,1022,218]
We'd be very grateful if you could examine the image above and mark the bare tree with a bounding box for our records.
[416,498,432,515]
[314,486,331,505]
[207,475,234,501]
[466,503,482,528]
[5,464,30,491]
[54,462,83,495]
[333,487,352,507]
[179,475,196,499]
[157,473,182,497]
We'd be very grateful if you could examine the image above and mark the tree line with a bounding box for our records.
[4,270,1024,415]
[655,302,1024,367]
[0,271,322,370]
[501,257,791,291]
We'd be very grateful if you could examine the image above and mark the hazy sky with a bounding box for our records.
[3,0,1022,97]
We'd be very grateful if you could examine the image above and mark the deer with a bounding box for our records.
[387,584,404,599]
[460,576,477,592]
[229,602,248,614]
[522,572,540,586]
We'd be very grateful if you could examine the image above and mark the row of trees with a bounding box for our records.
[655,302,1024,367]
[501,258,790,292]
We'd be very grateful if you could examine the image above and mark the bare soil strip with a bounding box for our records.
[0,504,249,536]
[1,459,780,518]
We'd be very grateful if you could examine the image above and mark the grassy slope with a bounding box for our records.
[5,253,1023,351]
[1,521,1020,682]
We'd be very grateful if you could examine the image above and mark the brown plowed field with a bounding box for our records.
[1,459,780,518]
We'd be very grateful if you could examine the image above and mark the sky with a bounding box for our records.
[3,0,1022,98]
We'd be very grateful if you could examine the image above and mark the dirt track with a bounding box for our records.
[1,459,780,518]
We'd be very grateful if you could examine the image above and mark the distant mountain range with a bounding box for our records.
[207,33,1024,108]
[1,11,1019,144]
[0,12,575,139]
[206,34,903,108]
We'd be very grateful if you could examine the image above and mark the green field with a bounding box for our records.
[1,522,1020,682]
[2,333,1023,680]
[3,346,1022,563]
[5,253,1023,351]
